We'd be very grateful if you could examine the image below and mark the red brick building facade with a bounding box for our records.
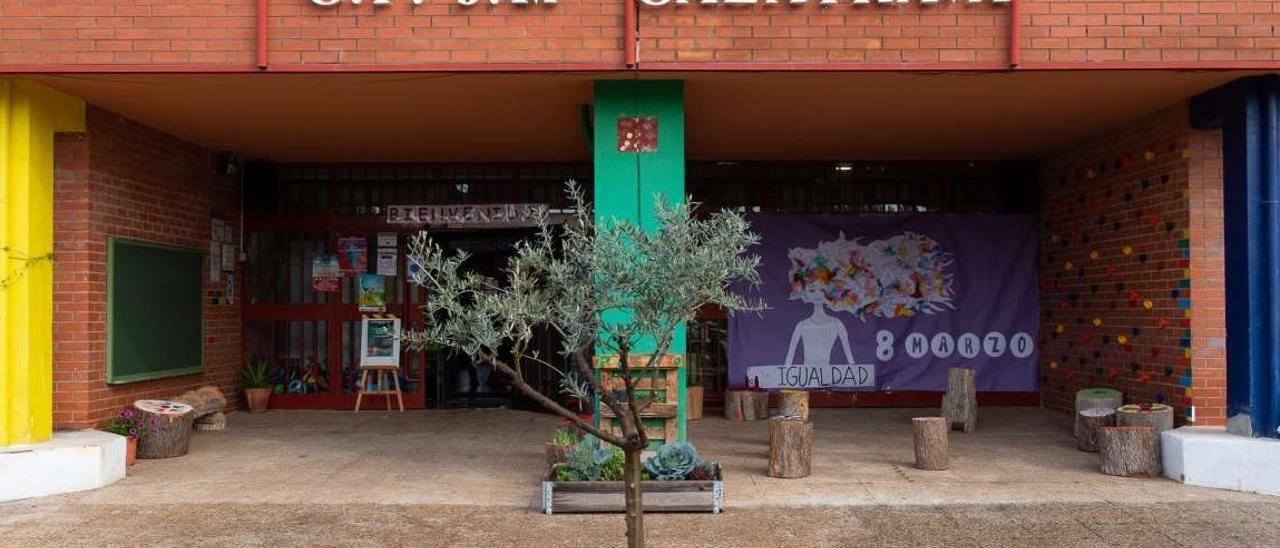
[2,0,1277,432]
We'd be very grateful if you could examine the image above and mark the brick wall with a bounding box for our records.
[1037,104,1227,426]
[639,1,1010,64]
[1021,0,1280,63]
[52,106,243,429]
[0,1,1275,67]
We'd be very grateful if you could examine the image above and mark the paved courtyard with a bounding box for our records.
[2,407,1277,546]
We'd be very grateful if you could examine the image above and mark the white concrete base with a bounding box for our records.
[0,430,126,502]
[1163,426,1280,496]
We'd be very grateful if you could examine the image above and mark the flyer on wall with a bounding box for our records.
[312,255,341,293]
[357,274,387,312]
[338,237,368,276]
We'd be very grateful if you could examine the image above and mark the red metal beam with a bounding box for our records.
[3,61,1279,75]
[1009,0,1021,68]
[257,0,269,70]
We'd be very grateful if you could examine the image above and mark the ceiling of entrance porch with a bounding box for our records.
[33,70,1256,162]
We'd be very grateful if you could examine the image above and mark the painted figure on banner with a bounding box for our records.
[784,231,954,368]
[732,214,1039,393]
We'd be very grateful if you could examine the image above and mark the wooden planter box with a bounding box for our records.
[541,465,724,514]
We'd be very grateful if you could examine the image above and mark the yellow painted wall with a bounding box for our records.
[0,80,84,447]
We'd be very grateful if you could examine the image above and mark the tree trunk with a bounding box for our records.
[1098,426,1161,477]
[912,417,949,470]
[1115,404,1175,433]
[1076,408,1116,452]
[940,368,976,432]
[1074,388,1122,439]
[623,444,645,548]
[724,390,769,421]
[768,416,813,478]
[134,400,196,459]
[779,389,810,421]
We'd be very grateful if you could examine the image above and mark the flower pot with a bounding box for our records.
[687,385,704,420]
[245,387,270,413]
[126,437,137,467]
[545,442,575,466]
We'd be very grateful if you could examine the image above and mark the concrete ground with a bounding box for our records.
[2,407,1278,546]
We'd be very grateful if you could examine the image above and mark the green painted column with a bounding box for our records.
[592,80,687,444]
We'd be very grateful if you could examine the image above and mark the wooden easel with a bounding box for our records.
[354,365,404,413]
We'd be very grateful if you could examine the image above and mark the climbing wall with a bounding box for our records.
[1038,106,1225,427]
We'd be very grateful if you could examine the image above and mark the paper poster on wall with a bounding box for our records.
[376,232,397,248]
[338,237,368,276]
[357,274,387,312]
[222,244,236,272]
[222,276,234,305]
[312,255,340,293]
[376,249,397,276]
[209,242,221,282]
[729,214,1040,393]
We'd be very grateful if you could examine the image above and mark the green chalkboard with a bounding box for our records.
[107,238,204,384]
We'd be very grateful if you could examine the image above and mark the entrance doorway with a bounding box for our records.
[241,163,588,409]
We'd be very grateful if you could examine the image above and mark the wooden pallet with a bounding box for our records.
[595,354,684,445]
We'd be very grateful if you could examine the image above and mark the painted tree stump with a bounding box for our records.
[778,389,810,421]
[1098,426,1161,477]
[940,368,976,432]
[194,411,227,432]
[1076,407,1116,452]
[1115,404,1174,433]
[768,416,812,479]
[912,417,949,471]
[725,390,769,422]
[1074,387,1122,439]
[134,400,195,459]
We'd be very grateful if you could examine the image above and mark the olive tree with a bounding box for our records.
[401,182,759,547]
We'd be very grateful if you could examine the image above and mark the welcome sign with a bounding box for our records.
[728,214,1039,392]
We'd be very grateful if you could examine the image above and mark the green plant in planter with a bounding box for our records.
[242,359,271,389]
[551,428,578,446]
[643,443,698,481]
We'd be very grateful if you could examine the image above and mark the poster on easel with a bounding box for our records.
[359,316,401,367]
[357,274,387,312]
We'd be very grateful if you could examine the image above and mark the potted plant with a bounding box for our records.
[559,371,594,425]
[545,427,579,466]
[103,406,157,466]
[686,353,704,421]
[243,359,272,413]
[542,438,724,514]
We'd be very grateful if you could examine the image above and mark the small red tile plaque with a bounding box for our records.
[617,116,658,153]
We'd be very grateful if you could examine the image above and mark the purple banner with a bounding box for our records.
[728,214,1040,392]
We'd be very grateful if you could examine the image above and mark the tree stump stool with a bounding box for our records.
[912,417,949,471]
[194,411,227,432]
[1074,387,1122,439]
[170,385,227,422]
[768,416,813,478]
[1115,404,1174,433]
[134,400,196,459]
[778,389,810,421]
[1098,426,1161,477]
[1076,408,1116,452]
[940,368,976,432]
[725,390,769,421]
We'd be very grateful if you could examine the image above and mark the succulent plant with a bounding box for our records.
[643,442,698,481]
[555,435,624,482]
